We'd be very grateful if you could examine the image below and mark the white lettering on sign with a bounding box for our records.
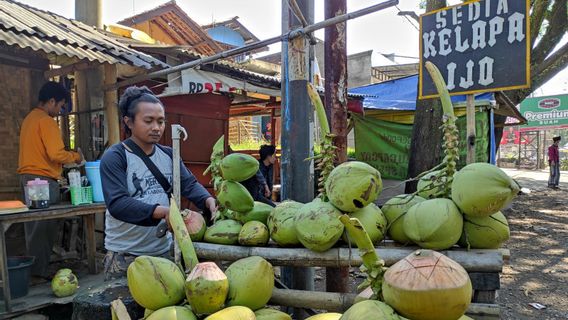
[439,28,452,56]
[436,10,447,29]
[446,57,496,90]
[468,2,481,21]
[421,0,527,94]
[497,0,509,15]
[479,56,495,86]
[508,12,525,43]
[423,31,437,58]
[446,63,457,90]
[524,110,568,121]
[488,16,504,46]
[454,26,470,52]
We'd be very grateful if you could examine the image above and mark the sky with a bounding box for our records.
[16,0,568,97]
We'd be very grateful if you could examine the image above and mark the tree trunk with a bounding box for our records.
[405,1,447,193]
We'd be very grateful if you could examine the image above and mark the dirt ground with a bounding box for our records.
[497,169,568,320]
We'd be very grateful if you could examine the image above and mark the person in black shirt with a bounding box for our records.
[241,145,277,207]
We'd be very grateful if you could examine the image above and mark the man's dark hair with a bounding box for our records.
[259,145,276,161]
[553,136,561,142]
[38,81,70,104]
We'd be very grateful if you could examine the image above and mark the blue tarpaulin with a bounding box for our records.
[348,75,494,111]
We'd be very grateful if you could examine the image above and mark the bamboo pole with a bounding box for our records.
[269,288,501,318]
[192,243,504,272]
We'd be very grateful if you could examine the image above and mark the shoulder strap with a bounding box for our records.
[122,139,172,197]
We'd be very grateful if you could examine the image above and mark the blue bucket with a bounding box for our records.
[0,256,34,299]
[85,161,104,202]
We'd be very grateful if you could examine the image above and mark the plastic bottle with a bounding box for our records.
[68,169,81,188]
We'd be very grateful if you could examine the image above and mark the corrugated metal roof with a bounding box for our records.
[0,0,168,69]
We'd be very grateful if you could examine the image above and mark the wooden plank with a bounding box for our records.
[193,243,504,272]
[104,63,120,145]
[269,288,501,318]
[44,62,96,79]
[0,204,106,224]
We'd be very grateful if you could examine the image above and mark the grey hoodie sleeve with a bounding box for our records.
[100,144,160,226]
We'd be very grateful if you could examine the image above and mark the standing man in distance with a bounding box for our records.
[548,136,561,189]
[17,81,82,278]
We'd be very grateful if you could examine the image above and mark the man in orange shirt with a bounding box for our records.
[17,81,82,278]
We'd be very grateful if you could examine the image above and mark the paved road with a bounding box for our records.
[502,168,567,192]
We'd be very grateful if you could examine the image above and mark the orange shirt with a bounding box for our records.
[17,108,80,180]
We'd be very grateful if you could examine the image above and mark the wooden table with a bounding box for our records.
[0,203,106,313]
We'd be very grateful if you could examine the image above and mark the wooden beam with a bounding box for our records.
[44,61,96,79]
[193,243,504,272]
[270,288,501,319]
[104,63,120,145]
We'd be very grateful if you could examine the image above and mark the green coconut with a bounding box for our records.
[459,316,474,320]
[146,306,197,320]
[255,308,293,320]
[295,200,344,252]
[267,200,303,247]
[403,198,463,250]
[127,256,185,310]
[205,306,256,320]
[342,203,387,245]
[217,181,255,212]
[51,268,78,297]
[451,163,520,217]
[459,211,510,249]
[340,300,401,320]
[185,262,229,315]
[183,210,207,242]
[382,194,426,245]
[204,219,242,245]
[233,201,274,224]
[225,256,274,310]
[239,221,270,246]
[325,161,383,212]
[306,313,343,320]
[382,250,472,320]
[417,170,447,199]
[220,153,259,182]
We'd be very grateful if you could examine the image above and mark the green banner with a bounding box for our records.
[520,94,568,129]
[354,113,489,180]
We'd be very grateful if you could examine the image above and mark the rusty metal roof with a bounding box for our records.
[117,1,223,56]
[0,0,168,68]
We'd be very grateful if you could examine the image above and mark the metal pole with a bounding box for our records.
[104,0,398,91]
[171,125,188,267]
[281,1,315,319]
[324,0,349,294]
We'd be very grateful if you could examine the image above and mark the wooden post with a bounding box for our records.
[324,0,349,294]
[104,63,119,145]
[466,94,476,164]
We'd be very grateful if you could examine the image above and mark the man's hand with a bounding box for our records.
[152,206,172,229]
[551,161,556,166]
[205,197,218,221]
[264,185,271,198]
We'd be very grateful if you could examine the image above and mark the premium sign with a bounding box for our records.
[419,0,530,99]
[520,94,568,130]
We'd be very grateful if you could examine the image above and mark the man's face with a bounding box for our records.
[554,140,560,146]
[126,101,166,145]
[46,98,65,117]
